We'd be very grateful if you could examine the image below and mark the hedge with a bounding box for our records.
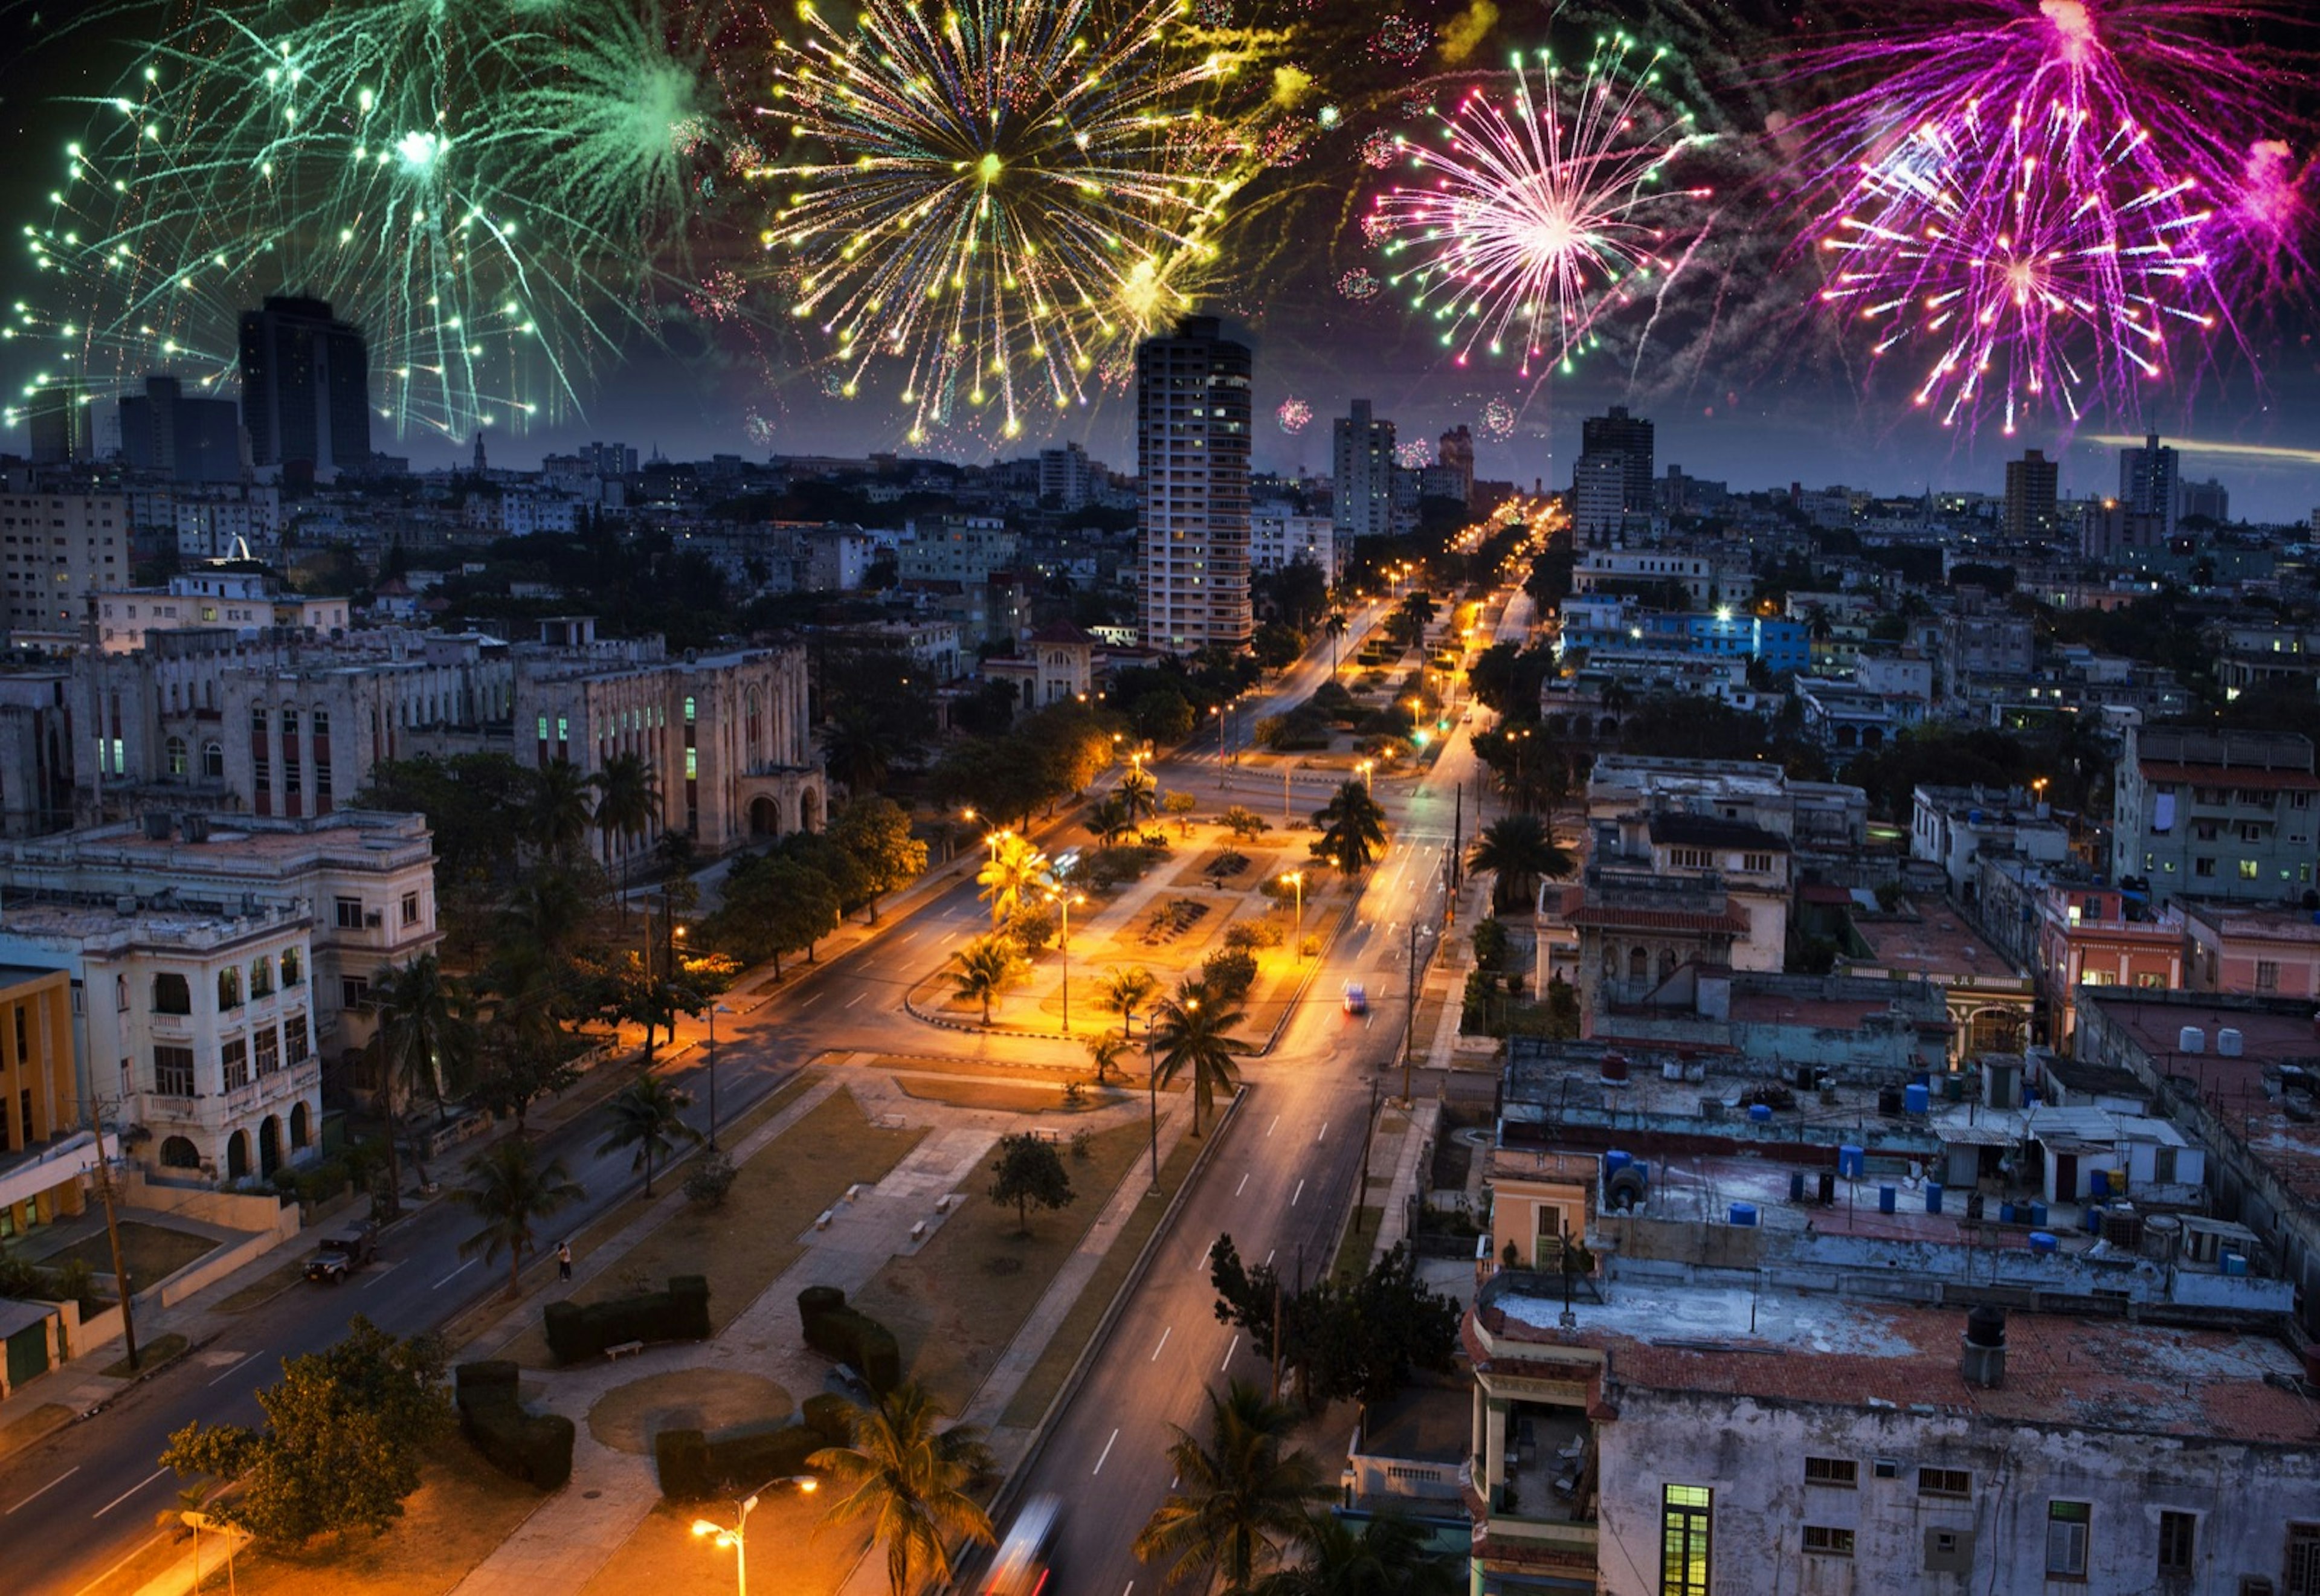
[655,1421,826,1502]
[801,1392,859,1444]
[543,1275,711,1363]
[455,1360,575,1490]
[794,1285,900,1393]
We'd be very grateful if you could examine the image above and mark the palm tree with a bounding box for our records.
[1390,590,1439,651]
[1118,765,1161,827]
[1083,1031,1130,1086]
[527,759,597,861]
[1101,965,1158,1040]
[370,953,476,1215]
[1086,793,1133,850]
[949,935,1022,1026]
[1323,611,1350,674]
[1312,780,1390,878]
[822,704,904,796]
[1135,1381,1327,1592]
[588,753,660,925]
[1466,812,1575,916]
[454,1139,585,1297]
[1252,1510,1460,1596]
[976,832,1054,927]
[594,1075,701,1197]
[810,1382,996,1596]
[1152,979,1249,1136]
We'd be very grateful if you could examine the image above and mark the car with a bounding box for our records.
[982,1494,1063,1596]
[1341,981,1369,1017]
[305,1222,379,1283]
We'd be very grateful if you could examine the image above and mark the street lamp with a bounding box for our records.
[691,1479,817,1596]
[1281,870,1305,962]
[1358,759,1374,792]
[1049,890,1086,1034]
[1127,1009,1159,1192]
[706,1002,734,1150]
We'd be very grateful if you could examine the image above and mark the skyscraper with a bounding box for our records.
[1580,405,1654,510]
[2002,449,2059,541]
[25,382,91,465]
[1436,425,1475,508]
[119,373,245,483]
[1332,399,1396,541]
[237,296,373,475]
[2118,432,2179,539]
[1138,316,1252,654]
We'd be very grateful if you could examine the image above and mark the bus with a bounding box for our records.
[982,1493,1062,1596]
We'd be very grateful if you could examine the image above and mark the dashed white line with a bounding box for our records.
[207,1348,266,1387]
[432,1259,476,1290]
[1220,1333,1240,1371]
[1092,1427,1120,1475]
[1291,1178,1306,1206]
[1234,1173,1249,1196]
[898,930,920,944]
[799,991,825,1008]
[93,1468,165,1519]
[1266,1115,1279,1137]
[1315,1121,1328,1144]
[1265,1248,1275,1267]
[1150,1326,1171,1362]
[845,993,866,1009]
[5,1465,76,1515]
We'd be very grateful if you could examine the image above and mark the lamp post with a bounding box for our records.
[691,1479,817,1596]
[1127,1010,1159,1192]
[1281,870,1304,962]
[706,1002,733,1150]
[1050,891,1086,1034]
[1358,759,1374,793]
[1214,703,1228,787]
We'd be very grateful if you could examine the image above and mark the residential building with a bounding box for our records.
[2110,723,2319,903]
[1568,547,1749,610]
[2182,899,2320,1001]
[118,373,244,484]
[0,671,72,837]
[237,295,373,476]
[1578,404,1653,523]
[1584,755,1868,856]
[2000,447,2058,540]
[1842,898,2036,1061]
[1331,399,1395,541]
[1936,611,2035,698]
[89,570,350,654]
[579,441,639,478]
[24,382,91,466]
[2118,430,2180,539]
[1910,784,2071,890]
[1248,505,1335,577]
[1434,425,1475,508]
[800,526,881,592]
[2179,475,2229,523]
[1036,442,1095,510]
[1136,316,1252,653]
[173,486,282,561]
[984,620,1095,715]
[1569,454,1629,549]
[0,968,95,1234]
[2028,878,2186,1045]
[1,488,130,643]
[897,516,1017,584]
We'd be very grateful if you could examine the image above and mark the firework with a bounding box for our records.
[15,0,725,442]
[1370,18,1433,68]
[1338,268,1382,300]
[1276,396,1313,433]
[1479,396,1516,439]
[753,0,1243,443]
[1369,38,1713,378]
[1396,439,1432,469]
[688,269,748,323]
[1359,130,1399,169]
[744,407,777,448]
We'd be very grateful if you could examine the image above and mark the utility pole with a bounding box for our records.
[1357,1078,1380,1235]
[1450,782,1464,898]
[84,1095,137,1371]
[1402,914,1420,1107]
[1269,1271,1282,1403]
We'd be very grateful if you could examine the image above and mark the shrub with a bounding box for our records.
[655,1421,825,1502]
[456,1360,575,1490]
[1201,947,1258,1002]
[801,1393,858,1444]
[795,1285,903,1393]
[1219,805,1268,841]
[1204,849,1250,881]
[1471,916,1510,973]
[654,1427,715,1501]
[683,1151,738,1209]
[1223,919,1283,952]
[542,1275,712,1363]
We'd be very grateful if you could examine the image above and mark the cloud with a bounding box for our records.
[1438,0,1498,65]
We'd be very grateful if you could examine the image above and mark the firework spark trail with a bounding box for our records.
[753,0,1254,443]
[1368,36,1714,378]
[11,0,726,441]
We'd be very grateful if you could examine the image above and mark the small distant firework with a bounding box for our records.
[1370,17,1434,68]
[687,269,747,323]
[820,368,853,399]
[1361,131,1400,169]
[744,407,777,449]
[1338,269,1383,300]
[1396,439,1432,468]
[1480,396,1517,439]
[1276,396,1313,433]
[1195,0,1233,25]
[1257,118,1317,167]
[755,0,1241,443]
[1370,37,1713,376]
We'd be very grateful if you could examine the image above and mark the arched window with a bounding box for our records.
[159,1135,201,1169]
[152,972,192,1015]
[218,967,242,1010]
[311,707,330,737]
[203,740,225,779]
[165,736,188,777]
[250,955,274,999]
[280,947,302,986]
[1627,947,1649,981]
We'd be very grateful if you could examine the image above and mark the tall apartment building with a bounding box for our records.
[1037,442,1095,510]
[2002,448,2058,540]
[580,441,639,478]
[1136,316,1252,653]
[1570,454,1629,547]
[2179,475,2229,523]
[1330,398,1396,541]
[118,373,245,484]
[2118,431,2180,539]
[2110,724,2318,902]
[1575,404,1654,539]
[237,296,373,475]
[0,488,129,642]
[25,382,92,465]
[1435,425,1475,508]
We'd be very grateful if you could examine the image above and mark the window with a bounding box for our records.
[281,947,302,986]
[2258,960,2281,993]
[335,896,364,930]
[1661,1485,1711,1596]
[152,972,192,1015]
[166,735,188,777]
[401,891,420,927]
[152,1046,195,1096]
[114,973,129,1012]
[1666,846,1712,870]
[1805,1456,1857,1488]
[221,1037,248,1090]
[203,740,224,779]
[1802,1527,1854,1557]
[2289,1523,2320,1596]
[2158,1511,2197,1578]
[683,695,697,726]
[2240,859,2260,881]
[1919,1467,1971,1498]
[2194,857,2216,878]
[285,1017,310,1066]
[250,956,273,999]
[1742,852,1775,874]
[254,1026,279,1077]
[2048,1501,2090,1579]
[1872,1459,1900,1480]
[217,967,241,1009]
[341,976,371,1011]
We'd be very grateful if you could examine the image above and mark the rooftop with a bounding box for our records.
[2,811,432,875]
[2180,899,2320,941]
[1646,814,1790,852]
[1851,904,2024,983]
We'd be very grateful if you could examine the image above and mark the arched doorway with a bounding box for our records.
[289,1102,311,1151]
[748,796,781,838]
[259,1117,281,1177]
[160,1135,200,1170]
[226,1130,250,1182]
[799,787,822,832]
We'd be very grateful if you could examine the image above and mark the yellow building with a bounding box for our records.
[1486,1148,1597,1273]
[0,968,89,1239]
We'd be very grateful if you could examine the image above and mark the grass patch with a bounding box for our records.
[103,1331,188,1379]
[852,1120,1148,1414]
[581,1495,865,1596]
[846,1051,1100,1083]
[37,1220,217,1288]
[503,1086,923,1367]
[1330,1209,1387,1284]
[213,1258,309,1314]
[0,1402,72,1460]
[891,1076,1115,1114]
[997,1129,1205,1430]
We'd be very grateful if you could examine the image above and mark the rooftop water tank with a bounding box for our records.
[2217,1028,2244,1058]
[2179,1026,2205,1055]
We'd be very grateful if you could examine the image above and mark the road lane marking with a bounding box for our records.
[1316,1121,1327,1144]
[1220,1333,1239,1371]
[899,930,919,944]
[845,993,866,1009]
[1291,1179,1305,1206]
[6,1466,77,1515]
[94,1469,165,1519]
[938,932,960,947]
[800,992,825,1008]
[1265,1249,1275,1266]
[1234,1173,1248,1196]
[432,1259,476,1290]
[1150,1326,1171,1362]
[1092,1427,1120,1475]
[207,1348,266,1387]
[359,1260,400,1289]
[1266,1115,1278,1137]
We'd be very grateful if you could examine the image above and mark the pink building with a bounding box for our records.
[2183,901,2320,1002]
[2034,884,2186,1047]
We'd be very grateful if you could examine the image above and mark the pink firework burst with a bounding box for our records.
[1369,16,1432,68]
[1338,269,1382,300]
[1360,130,1400,169]
[1277,397,1313,433]
[1480,397,1516,440]
[1395,440,1432,469]
[686,269,747,322]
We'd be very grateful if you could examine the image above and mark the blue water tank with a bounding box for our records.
[1748,1102,1773,1124]
[2000,1201,2018,1224]
[1904,1083,1930,1115]
[1838,1144,1866,1179]
[2029,1231,2058,1255]
[2089,1168,2110,1199]
[2029,1202,2049,1229]
[2086,1203,2106,1234]
[1790,1170,1807,1202]
[1729,1203,1759,1228]
[2023,1089,2040,1109]
[1925,1182,1944,1215]
[1878,1185,1898,1214]
[2223,1253,2249,1277]
[1605,1150,1632,1177]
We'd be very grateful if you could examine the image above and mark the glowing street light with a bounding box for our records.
[1049,889,1088,1034]
[691,1479,817,1596]
[1281,870,1305,961]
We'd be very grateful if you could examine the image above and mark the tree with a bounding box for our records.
[810,1382,996,1596]
[1207,1238,1460,1409]
[1131,687,1196,744]
[453,1139,585,1297]
[1388,590,1439,650]
[829,796,929,922]
[1312,780,1390,878]
[987,1133,1077,1235]
[1083,1031,1130,1086]
[1152,980,1249,1136]
[369,953,475,1213]
[159,1318,451,1546]
[1101,966,1158,1038]
[1133,1381,1326,1592]
[468,1022,580,1135]
[823,703,910,796]
[1163,789,1199,835]
[1252,1511,1461,1596]
[1220,805,1269,842]
[1323,610,1350,674]
[588,753,660,925]
[976,832,1055,927]
[595,1075,701,1197]
[1466,813,1575,915]
[527,759,597,861]
[1118,765,1161,826]
[1086,793,1134,850]
[949,935,1023,1026]
[713,855,842,975]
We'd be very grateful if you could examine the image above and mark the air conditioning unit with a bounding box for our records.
[363,910,383,928]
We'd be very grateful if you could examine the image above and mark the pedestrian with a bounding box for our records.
[557,1240,573,1282]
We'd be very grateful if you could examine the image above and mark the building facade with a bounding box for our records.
[1136,317,1252,654]
[1,489,129,643]
[1331,399,1396,542]
[237,295,373,475]
[2111,724,2319,903]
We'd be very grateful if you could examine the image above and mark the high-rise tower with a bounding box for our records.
[237,296,373,475]
[1138,317,1252,654]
